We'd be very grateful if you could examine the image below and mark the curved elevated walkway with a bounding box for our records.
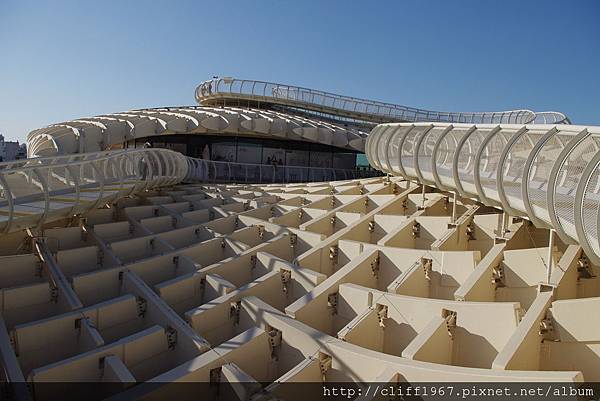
[366,122,600,263]
[26,77,571,159]
[196,77,570,125]
[0,148,187,234]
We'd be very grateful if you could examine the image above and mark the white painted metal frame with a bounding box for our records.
[366,122,600,263]
[0,148,187,234]
[26,106,369,158]
[183,157,378,184]
[196,77,571,125]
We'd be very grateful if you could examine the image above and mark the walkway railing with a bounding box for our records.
[196,77,571,125]
[0,147,379,234]
[184,157,380,184]
[0,148,187,234]
[366,122,600,263]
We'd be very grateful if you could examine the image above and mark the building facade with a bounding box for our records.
[0,134,26,162]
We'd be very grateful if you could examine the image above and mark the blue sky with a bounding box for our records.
[0,0,598,142]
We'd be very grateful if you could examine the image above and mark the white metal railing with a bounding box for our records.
[0,148,188,234]
[184,157,379,184]
[366,122,600,263]
[0,147,378,233]
[196,77,571,125]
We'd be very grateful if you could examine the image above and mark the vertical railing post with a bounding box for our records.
[497,212,510,237]
[451,191,457,224]
[547,229,555,284]
[36,167,52,228]
[0,173,15,233]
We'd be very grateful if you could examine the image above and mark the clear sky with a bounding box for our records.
[0,0,598,142]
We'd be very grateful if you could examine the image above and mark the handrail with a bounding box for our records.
[366,122,600,263]
[196,77,571,125]
[184,157,380,184]
[0,147,378,234]
[0,148,188,234]
[531,111,572,125]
